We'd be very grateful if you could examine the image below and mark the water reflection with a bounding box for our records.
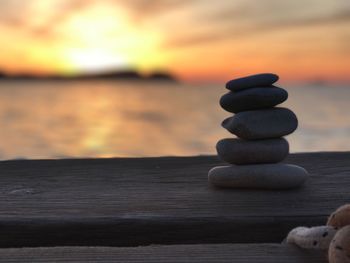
[0,80,349,159]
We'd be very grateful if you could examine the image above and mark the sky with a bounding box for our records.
[0,0,349,83]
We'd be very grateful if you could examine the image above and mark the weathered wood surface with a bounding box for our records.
[0,244,328,263]
[0,152,349,247]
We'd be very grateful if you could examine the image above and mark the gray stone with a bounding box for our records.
[216,138,289,165]
[208,163,308,189]
[226,73,279,92]
[222,108,298,139]
[220,87,288,113]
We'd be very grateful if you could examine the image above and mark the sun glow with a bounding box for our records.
[56,3,164,74]
[64,48,128,73]
[0,0,348,82]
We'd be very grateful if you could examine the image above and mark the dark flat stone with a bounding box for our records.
[226,73,279,91]
[208,164,308,189]
[216,138,289,165]
[222,108,298,140]
[220,87,288,113]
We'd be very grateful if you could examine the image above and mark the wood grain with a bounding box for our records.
[0,152,349,247]
[0,244,328,263]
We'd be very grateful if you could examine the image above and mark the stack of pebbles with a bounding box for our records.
[208,73,308,190]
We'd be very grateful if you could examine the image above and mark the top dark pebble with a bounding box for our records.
[226,73,279,91]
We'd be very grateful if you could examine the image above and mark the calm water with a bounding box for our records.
[0,80,349,160]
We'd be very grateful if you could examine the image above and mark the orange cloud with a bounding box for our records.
[0,0,349,82]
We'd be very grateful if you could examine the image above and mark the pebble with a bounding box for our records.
[328,225,350,263]
[222,107,298,139]
[208,163,308,189]
[286,226,337,249]
[327,204,350,228]
[220,86,288,113]
[226,73,279,92]
[216,138,289,164]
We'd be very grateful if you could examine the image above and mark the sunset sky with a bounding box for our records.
[0,0,349,83]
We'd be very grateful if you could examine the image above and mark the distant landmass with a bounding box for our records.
[0,70,177,82]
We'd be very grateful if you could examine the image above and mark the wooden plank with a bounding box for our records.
[0,244,328,263]
[0,152,349,247]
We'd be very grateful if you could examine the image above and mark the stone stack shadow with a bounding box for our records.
[208,73,308,190]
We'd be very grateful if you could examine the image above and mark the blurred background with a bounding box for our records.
[0,0,349,159]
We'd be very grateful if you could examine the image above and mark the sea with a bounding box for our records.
[0,80,349,160]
